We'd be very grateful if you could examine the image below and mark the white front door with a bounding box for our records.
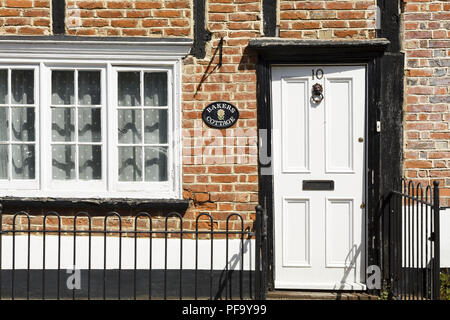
[272,65,366,290]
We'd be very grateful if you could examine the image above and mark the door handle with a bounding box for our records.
[311,83,324,103]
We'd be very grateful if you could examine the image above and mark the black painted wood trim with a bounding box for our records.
[256,56,274,290]
[262,0,277,37]
[192,0,212,59]
[0,197,190,212]
[52,0,65,35]
[253,41,388,290]
[377,0,401,52]
[249,39,389,61]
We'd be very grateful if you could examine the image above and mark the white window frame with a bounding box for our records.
[0,39,191,199]
[111,66,175,194]
[42,64,107,192]
[0,64,40,190]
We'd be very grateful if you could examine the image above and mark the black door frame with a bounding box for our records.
[249,39,390,290]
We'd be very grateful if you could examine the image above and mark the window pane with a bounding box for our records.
[52,108,75,142]
[118,146,142,181]
[144,72,167,106]
[52,145,75,180]
[118,109,142,144]
[78,108,101,142]
[0,70,8,104]
[78,71,101,105]
[12,70,34,105]
[144,109,168,144]
[12,144,35,179]
[52,71,74,105]
[0,145,7,179]
[118,72,140,106]
[145,147,168,182]
[79,145,101,180]
[0,108,8,141]
[11,107,35,142]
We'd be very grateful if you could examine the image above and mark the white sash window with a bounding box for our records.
[0,39,190,199]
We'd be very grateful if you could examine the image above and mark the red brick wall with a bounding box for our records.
[0,0,50,35]
[279,0,377,39]
[66,0,192,37]
[1,0,447,226]
[180,0,261,230]
[403,0,450,206]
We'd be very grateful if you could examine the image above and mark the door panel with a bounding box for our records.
[272,65,366,290]
[281,79,309,173]
[282,198,310,267]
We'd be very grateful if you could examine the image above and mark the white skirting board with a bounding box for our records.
[0,236,255,271]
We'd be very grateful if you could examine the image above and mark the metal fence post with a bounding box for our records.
[261,206,268,300]
[432,181,440,300]
[0,203,2,300]
[255,205,262,300]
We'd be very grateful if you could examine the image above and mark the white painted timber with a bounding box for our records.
[0,236,254,271]
[272,65,366,290]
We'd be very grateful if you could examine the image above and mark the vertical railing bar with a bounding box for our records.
[255,205,262,300]
[391,181,396,298]
[88,215,91,301]
[73,216,77,300]
[387,190,392,295]
[11,214,15,301]
[415,186,420,299]
[164,215,168,300]
[42,215,46,300]
[419,183,424,300]
[261,203,268,300]
[402,180,407,300]
[425,186,430,299]
[240,217,244,300]
[408,181,412,300]
[12,212,30,301]
[41,213,62,300]
[103,216,107,301]
[134,216,138,301]
[195,213,214,301]
[42,213,62,300]
[179,214,183,301]
[57,215,61,300]
[412,182,416,300]
[210,217,213,301]
[195,215,199,300]
[149,217,152,300]
[432,181,440,300]
[134,212,152,301]
[26,216,30,301]
[396,191,402,298]
[226,217,229,300]
[429,185,433,299]
[392,191,396,297]
[0,204,3,301]
[118,214,122,301]
[104,212,121,301]
[225,213,242,300]
[431,187,434,300]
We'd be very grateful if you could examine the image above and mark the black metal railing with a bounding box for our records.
[380,180,440,300]
[0,204,268,300]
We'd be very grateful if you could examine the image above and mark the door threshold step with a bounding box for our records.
[267,290,378,300]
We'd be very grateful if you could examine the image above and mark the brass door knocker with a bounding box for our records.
[311,83,324,103]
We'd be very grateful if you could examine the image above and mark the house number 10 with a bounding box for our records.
[312,68,324,80]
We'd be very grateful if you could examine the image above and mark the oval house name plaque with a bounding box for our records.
[202,102,239,129]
